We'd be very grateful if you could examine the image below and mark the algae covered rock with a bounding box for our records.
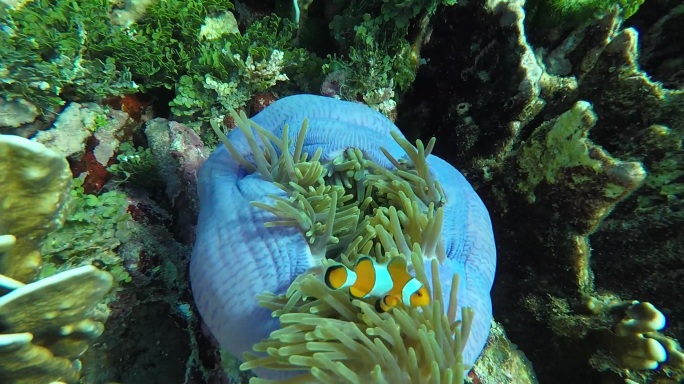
[396,0,683,382]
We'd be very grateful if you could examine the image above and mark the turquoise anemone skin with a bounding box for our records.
[190,94,496,379]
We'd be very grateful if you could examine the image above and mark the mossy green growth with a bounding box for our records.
[515,101,603,203]
[41,178,133,284]
[0,0,234,113]
[3,1,325,124]
[635,125,684,212]
[170,15,321,122]
[526,0,645,30]
[0,0,137,113]
[322,35,413,114]
[106,142,162,188]
[325,0,456,112]
[103,0,235,89]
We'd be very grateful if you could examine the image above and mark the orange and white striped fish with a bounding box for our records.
[323,256,430,312]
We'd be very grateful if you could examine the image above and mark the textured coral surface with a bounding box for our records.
[1,0,682,382]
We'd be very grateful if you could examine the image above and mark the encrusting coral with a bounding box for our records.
[190,94,496,382]
[0,135,114,384]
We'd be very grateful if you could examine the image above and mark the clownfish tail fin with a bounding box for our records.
[324,264,353,290]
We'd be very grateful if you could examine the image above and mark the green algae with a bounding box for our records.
[41,178,133,283]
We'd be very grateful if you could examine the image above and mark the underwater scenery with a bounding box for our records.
[0,0,682,383]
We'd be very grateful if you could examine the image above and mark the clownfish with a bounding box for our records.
[323,256,430,312]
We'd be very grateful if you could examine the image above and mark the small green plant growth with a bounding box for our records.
[0,0,137,113]
[41,178,133,283]
[324,0,455,110]
[526,0,645,30]
[169,15,321,122]
[104,0,236,89]
[106,142,162,187]
[0,0,234,113]
[88,111,109,133]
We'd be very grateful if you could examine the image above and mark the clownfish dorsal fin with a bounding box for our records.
[354,256,374,267]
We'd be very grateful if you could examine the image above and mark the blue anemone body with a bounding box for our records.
[190,94,496,378]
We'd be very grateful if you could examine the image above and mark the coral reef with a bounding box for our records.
[1,111,225,382]
[0,135,72,282]
[0,0,137,114]
[525,0,644,32]
[398,0,684,382]
[169,14,317,125]
[1,0,682,382]
[0,135,113,383]
[320,0,457,111]
[0,265,113,384]
[32,101,137,193]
